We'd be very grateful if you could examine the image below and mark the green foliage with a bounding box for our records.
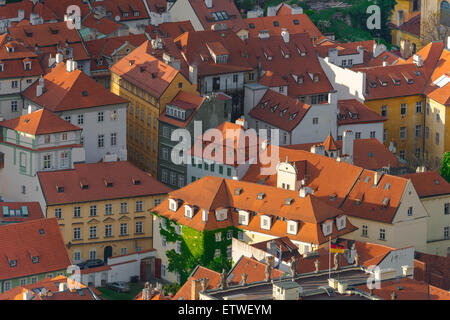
[163,282,181,296]
[152,212,236,286]
[440,152,450,183]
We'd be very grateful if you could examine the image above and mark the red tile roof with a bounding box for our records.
[248,88,311,132]
[355,278,450,300]
[153,176,357,244]
[173,266,221,300]
[0,202,44,224]
[337,99,386,125]
[0,218,71,281]
[0,109,81,135]
[251,237,301,262]
[79,265,111,275]
[174,29,257,77]
[34,287,99,300]
[246,14,323,41]
[424,49,450,106]
[246,33,334,98]
[81,14,122,36]
[228,256,285,286]
[110,40,183,98]
[394,13,421,37]
[242,145,409,224]
[38,161,172,205]
[189,0,247,32]
[401,171,450,198]
[23,62,127,112]
[158,91,205,128]
[146,21,195,39]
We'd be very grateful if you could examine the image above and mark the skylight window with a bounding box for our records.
[293,19,299,25]
[280,108,288,117]
[249,23,255,29]
[270,104,279,112]
[289,112,298,120]
[273,21,279,27]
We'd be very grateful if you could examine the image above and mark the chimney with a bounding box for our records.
[191,279,202,300]
[66,59,73,72]
[205,0,213,8]
[36,85,43,97]
[142,282,151,300]
[373,171,382,186]
[23,291,33,300]
[413,54,423,67]
[189,65,198,85]
[235,117,247,129]
[310,144,325,156]
[202,208,208,222]
[59,282,68,292]
[56,53,63,64]
[342,130,354,160]
[299,187,307,198]
[281,30,289,44]
[383,61,388,66]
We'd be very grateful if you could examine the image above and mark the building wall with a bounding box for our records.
[110,71,197,177]
[0,269,67,294]
[365,95,426,165]
[421,195,450,256]
[45,194,166,263]
[152,215,179,283]
[338,122,384,143]
[0,76,39,120]
[168,0,204,31]
[424,97,447,169]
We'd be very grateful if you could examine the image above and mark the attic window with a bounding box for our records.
[285,198,293,205]
[257,192,265,200]
[49,28,59,35]
[289,112,298,120]
[31,256,39,264]
[80,180,89,190]
[104,179,113,187]
[384,183,391,190]
[415,71,421,76]
[39,229,45,235]
[9,260,17,268]
[382,197,390,207]
[234,188,243,195]
[57,186,64,193]
[270,104,279,112]
[293,19,299,25]
[364,176,371,183]
[435,179,440,185]
[368,152,374,158]
[261,100,269,109]
[280,108,288,117]
[330,194,337,201]
[355,192,364,205]
[0,63,3,72]
[273,21,279,27]
[369,80,377,88]
[249,23,255,29]
[132,178,141,185]
[82,91,88,96]
[313,74,319,82]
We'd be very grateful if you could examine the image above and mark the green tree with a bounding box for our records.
[440,152,450,183]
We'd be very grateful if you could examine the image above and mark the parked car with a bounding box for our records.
[106,282,130,293]
[76,259,104,270]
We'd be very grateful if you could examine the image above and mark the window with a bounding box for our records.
[415,125,422,137]
[97,134,104,148]
[11,100,17,112]
[55,208,62,219]
[120,202,128,214]
[436,133,440,145]
[416,101,422,113]
[415,148,421,159]
[77,114,84,125]
[227,168,232,176]
[89,250,96,260]
[110,133,117,146]
[400,103,407,116]
[74,251,81,262]
[379,228,386,240]
[170,172,176,186]
[214,249,221,258]
[312,117,318,125]
[74,206,81,218]
[279,86,284,93]
[233,74,238,83]
[176,240,181,254]
[136,221,143,234]
[42,154,52,169]
[407,207,413,216]
[110,110,117,121]
[370,131,376,139]
[227,230,232,240]
[89,226,97,239]
[162,235,166,248]
[44,135,51,144]
[445,227,450,239]
[20,279,27,286]
[178,175,184,188]
[11,80,18,89]
[74,227,81,240]
[400,127,406,139]
[215,232,222,242]
[105,204,112,215]
[120,248,127,255]
[120,223,128,235]
[362,225,368,237]
[90,205,97,217]
[355,132,361,139]
[399,150,406,160]
[105,224,112,237]
[445,203,450,215]
[154,199,161,207]
[97,112,104,122]
[381,105,387,117]
[161,264,166,278]
[426,127,429,139]
[135,200,143,212]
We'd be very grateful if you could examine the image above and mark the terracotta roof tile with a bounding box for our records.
[146,21,195,39]
[23,62,127,112]
[189,0,247,32]
[228,256,284,286]
[0,202,44,225]
[337,99,386,124]
[173,266,221,300]
[0,109,81,135]
[401,171,450,198]
[38,161,172,205]
[0,218,71,281]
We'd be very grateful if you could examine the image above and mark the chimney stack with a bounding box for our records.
[59,282,68,292]
[342,130,354,161]
[374,171,382,186]
[23,291,33,300]
[191,279,202,300]
[56,53,63,64]
[413,54,423,67]
[281,30,289,44]
[205,0,213,8]
[202,208,208,223]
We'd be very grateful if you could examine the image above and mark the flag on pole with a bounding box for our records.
[330,244,345,253]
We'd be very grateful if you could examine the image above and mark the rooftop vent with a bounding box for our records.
[257,192,265,200]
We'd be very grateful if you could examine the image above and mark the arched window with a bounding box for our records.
[441,1,450,27]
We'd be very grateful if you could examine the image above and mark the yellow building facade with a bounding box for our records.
[424,97,449,169]
[365,94,426,167]
[47,194,167,263]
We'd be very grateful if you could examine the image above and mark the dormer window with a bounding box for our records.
[289,112,298,120]
[297,76,304,84]
[122,12,129,17]
[24,61,32,71]
[0,63,3,72]
[169,198,178,212]
[9,260,17,267]
[270,104,279,112]
[287,220,298,235]
[336,215,346,231]
[215,208,227,221]
[260,100,269,109]
[133,11,140,17]
[238,210,249,225]
[322,220,333,236]
[260,215,271,230]
[313,74,319,82]
[31,256,39,264]
[185,205,193,219]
